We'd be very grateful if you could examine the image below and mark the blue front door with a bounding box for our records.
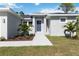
[37,20,41,31]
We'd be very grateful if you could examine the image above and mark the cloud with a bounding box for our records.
[75,7,79,11]
[0,3,15,8]
[39,4,64,14]
[40,8,54,13]
[40,5,79,14]
[0,3,23,10]
[6,3,17,8]
[34,3,40,6]
[6,3,23,9]
[0,3,6,5]
[40,8,64,14]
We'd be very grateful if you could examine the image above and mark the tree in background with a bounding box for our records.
[59,3,75,13]
[19,11,24,17]
[16,11,24,17]
[16,12,19,14]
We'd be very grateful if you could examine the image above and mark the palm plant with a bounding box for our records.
[18,22,31,36]
[64,21,76,38]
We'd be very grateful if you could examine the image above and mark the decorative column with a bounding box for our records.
[27,21,29,26]
[44,17,46,34]
[32,17,35,34]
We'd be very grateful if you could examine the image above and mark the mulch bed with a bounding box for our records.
[6,35,35,41]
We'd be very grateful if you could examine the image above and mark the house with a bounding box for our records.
[0,8,22,39]
[24,13,78,36]
[0,8,79,39]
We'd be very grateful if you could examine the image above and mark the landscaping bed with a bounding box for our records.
[7,35,35,41]
[0,34,35,41]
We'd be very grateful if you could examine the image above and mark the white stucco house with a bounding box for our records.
[0,8,79,39]
[0,8,22,39]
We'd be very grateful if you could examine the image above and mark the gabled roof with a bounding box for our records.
[0,8,23,19]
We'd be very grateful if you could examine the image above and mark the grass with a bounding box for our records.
[0,36,79,56]
[0,36,79,55]
[47,36,79,56]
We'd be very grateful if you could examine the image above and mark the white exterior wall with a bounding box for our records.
[0,12,21,39]
[32,17,35,34]
[44,17,46,34]
[0,12,8,39]
[7,12,21,38]
[29,16,77,36]
[49,16,76,36]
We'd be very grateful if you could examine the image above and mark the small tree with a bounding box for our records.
[64,21,76,38]
[18,22,31,36]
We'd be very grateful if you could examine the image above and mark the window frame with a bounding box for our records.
[60,17,67,23]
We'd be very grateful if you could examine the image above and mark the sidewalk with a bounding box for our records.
[0,33,52,47]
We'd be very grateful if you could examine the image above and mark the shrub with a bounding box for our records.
[18,23,31,36]
[0,37,6,41]
[64,21,76,38]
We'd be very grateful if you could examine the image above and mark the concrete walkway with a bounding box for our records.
[32,32,52,46]
[0,32,52,47]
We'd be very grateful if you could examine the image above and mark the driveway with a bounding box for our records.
[0,33,52,47]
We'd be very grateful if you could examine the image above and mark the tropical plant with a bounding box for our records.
[59,3,75,13]
[0,37,6,41]
[18,22,31,36]
[64,21,76,38]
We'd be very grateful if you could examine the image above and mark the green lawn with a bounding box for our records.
[0,36,79,56]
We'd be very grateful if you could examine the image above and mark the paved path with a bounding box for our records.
[32,32,52,46]
[0,33,52,47]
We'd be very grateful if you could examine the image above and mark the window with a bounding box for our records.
[3,19,5,23]
[60,18,66,22]
[37,21,41,24]
[29,22,32,26]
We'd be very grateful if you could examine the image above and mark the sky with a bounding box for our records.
[0,3,79,14]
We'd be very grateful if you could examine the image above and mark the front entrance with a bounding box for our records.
[36,20,41,32]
